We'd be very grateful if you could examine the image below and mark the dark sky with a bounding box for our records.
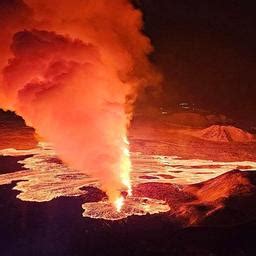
[137,0,256,120]
[1,0,255,121]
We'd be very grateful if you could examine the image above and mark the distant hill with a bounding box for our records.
[194,125,255,142]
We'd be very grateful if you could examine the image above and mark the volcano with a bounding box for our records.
[193,125,255,142]
[1,110,256,255]
[1,0,256,255]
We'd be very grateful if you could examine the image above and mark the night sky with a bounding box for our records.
[0,0,255,122]
[137,0,255,121]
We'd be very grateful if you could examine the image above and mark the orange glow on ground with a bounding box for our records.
[1,142,256,220]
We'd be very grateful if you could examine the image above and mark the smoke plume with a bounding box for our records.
[0,0,159,203]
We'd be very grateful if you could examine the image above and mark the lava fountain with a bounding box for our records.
[114,136,132,211]
[0,0,160,209]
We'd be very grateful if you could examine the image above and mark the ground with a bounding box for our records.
[1,111,256,255]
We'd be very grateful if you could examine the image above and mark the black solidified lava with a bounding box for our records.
[0,155,33,174]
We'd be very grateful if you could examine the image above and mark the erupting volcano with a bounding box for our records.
[0,0,160,211]
[1,0,256,255]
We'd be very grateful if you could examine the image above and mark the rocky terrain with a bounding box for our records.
[1,110,256,255]
[191,125,255,142]
[134,169,256,226]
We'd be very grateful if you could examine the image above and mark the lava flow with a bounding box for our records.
[1,142,256,220]
[82,197,170,221]
[0,143,171,220]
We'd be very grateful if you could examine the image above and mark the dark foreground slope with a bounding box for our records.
[1,169,256,256]
[135,169,256,227]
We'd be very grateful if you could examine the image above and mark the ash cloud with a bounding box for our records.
[0,0,160,202]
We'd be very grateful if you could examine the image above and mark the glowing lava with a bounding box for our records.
[120,136,132,197]
[115,196,124,213]
[1,143,256,220]
[113,136,132,212]
[83,197,170,221]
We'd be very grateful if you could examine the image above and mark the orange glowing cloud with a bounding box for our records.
[0,0,160,204]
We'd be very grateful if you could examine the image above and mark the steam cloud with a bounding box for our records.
[0,0,159,202]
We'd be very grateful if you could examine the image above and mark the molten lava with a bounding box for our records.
[1,143,256,220]
[113,136,132,212]
[115,196,125,213]
[82,197,170,220]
